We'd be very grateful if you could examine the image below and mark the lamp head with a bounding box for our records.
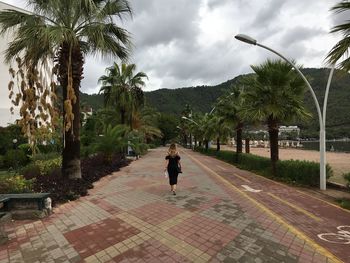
[234,34,257,45]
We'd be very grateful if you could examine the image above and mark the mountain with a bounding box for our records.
[80,68,350,139]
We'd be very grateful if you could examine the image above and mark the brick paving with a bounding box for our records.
[0,147,348,262]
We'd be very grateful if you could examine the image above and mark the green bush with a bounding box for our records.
[31,152,61,161]
[195,147,333,187]
[276,160,332,186]
[3,149,29,169]
[20,157,62,178]
[19,163,41,179]
[343,172,350,188]
[0,174,34,194]
[34,157,62,176]
[18,143,32,155]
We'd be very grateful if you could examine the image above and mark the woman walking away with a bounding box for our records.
[164,143,182,195]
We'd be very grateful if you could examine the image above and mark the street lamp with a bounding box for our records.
[182,116,200,149]
[235,34,335,190]
[209,92,235,115]
[182,116,199,126]
[12,138,18,149]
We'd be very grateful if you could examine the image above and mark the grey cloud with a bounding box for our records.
[127,0,201,48]
[207,0,231,10]
[280,26,326,47]
[252,0,286,28]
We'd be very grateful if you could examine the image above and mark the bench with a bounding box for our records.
[0,193,50,220]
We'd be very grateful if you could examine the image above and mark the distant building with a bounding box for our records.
[279,126,300,138]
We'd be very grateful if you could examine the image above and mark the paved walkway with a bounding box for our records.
[0,148,349,262]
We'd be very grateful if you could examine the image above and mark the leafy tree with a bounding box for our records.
[99,63,148,126]
[158,114,179,146]
[242,59,310,174]
[215,85,245,157]
[0,0,132,179]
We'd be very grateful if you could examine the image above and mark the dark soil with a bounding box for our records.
[23,154,130,205]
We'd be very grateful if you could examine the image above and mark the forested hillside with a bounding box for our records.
[81,68,350,138]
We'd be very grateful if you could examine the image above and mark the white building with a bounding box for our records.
[0,1,29,127]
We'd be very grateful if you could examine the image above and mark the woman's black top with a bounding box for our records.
[165,154,180,174]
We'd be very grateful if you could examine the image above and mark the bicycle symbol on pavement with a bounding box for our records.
[318,226,350,244]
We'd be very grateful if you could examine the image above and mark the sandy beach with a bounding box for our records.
[219,145,350,185]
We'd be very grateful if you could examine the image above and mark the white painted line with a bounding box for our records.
[241,185,262,193]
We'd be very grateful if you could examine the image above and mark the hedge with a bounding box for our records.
[195,147,332,187]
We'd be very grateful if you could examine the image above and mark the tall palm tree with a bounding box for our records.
[99,63,148,127]
[327,1,350,70]
[0,0,132,179]
[215,86,245,158]
[242,59,310,174]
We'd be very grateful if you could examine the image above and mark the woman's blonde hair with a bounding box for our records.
[168,143,178,157]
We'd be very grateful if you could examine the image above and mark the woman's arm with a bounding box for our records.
[164,159,169,171]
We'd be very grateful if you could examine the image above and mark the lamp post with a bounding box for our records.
[209,92,236,115]
[12,139,18,150]
[235,34,335,190]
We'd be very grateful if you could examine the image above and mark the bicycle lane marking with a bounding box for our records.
[187,152,326,223]
[183,150,343,263]
[318,226,350,244]
[193,151,350,221]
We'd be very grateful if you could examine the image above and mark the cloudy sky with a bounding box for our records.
[0,0,346,96]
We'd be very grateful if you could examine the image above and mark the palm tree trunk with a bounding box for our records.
[236,122,243,153]
[235,123,243,162]
[59,43,83,179]
[121,109,126,124]
[216,137,220,151]
[245,138,250,153]
[268,116,279,175]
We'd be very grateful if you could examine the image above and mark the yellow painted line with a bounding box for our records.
[232,172,251,183]
[183,151,343,263]
[267,193,323,222]
[295,189,350,214]
[216,165,227,171]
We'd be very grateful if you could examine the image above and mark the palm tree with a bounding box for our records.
[327,1,350,70]
[99,63,148,126]
[0,0,132,179]
[242,59,310,174]
[215,86,245,158]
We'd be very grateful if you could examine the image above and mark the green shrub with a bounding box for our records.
[343,172,350,188]
[0,155,4,168]
[37,144,59,154]
[0,174,34,193]
[34,157,62,176]
[18,143,32,155]
[19,163,41,179]
[276,160,332,186]
[31,152,61,161]
[195,147,333,187]
[3,149,29,168]
[20,157,62,178]
[336,198,350,210]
